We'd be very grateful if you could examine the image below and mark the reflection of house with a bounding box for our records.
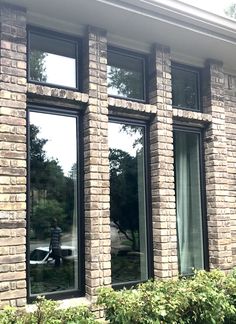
[1,0,236,315]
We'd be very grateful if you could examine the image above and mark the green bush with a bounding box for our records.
[0,297,98,324]
[97,269,236,324]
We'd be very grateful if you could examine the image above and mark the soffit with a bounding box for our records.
[3,0,236,72]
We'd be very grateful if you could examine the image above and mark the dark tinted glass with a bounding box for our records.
[108,121,148,284]
[108,50,145,101]
[174,130,204,275]
[172,66,199,110]
[29,32,77,88]
[29,111,78,296]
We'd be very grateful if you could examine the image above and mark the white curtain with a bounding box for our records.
[175,132,204,275]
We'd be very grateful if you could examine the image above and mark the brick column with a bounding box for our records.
[149,44,178,278]
[0,4,27,308]
[83,27,111,303]
[203,60,232,270]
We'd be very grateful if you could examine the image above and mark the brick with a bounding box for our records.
[83,26,111,299]
[149,44,178,279]
[0,4,27,309]
[203,60,233,270]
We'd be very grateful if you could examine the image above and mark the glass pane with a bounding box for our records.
[172,67,199,110]
[29,33,77,88]
[174,131,204,275]
[108,51,144,100]
[108,122,148,284]
[29,111,78,296]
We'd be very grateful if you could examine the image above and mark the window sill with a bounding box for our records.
[27,83,89,104]
[172,108,212,124]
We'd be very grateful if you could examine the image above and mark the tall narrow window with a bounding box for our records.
[28,109,81,297]
[108,120,149,285]
[174,129,205,275]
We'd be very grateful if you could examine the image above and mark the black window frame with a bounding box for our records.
[172,63,202,112]
[27,27,82,91]
[108,116,153,289]
[107,46,148,103]
[26,104,85,301]
[173,124,209,275]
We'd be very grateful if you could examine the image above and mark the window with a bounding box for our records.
[107,48,146,101]
[27,107,83,298]
[28,29,80,89]
[172,64,200,111]
[174,127,207,275]
[108,119,151,285]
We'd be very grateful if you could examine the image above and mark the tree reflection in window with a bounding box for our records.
[29,111,78,296]
[108,50,145,101]
[172,65,200,111]
[109,122,148,284]
[29,31,77,88]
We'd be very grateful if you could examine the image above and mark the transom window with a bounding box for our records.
[172,64,201,111]
[107,48,146,102]
[28,29,80,89]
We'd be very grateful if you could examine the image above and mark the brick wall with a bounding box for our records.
[203,60,233,270]
[0,4,27,308]
[83,27,111,309]
[149,44,178,278]
[0,1,236,312]
[224,73,236,265]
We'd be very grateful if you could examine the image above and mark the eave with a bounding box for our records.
[2,0,236,73]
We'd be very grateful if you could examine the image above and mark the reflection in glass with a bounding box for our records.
[29,111,78,296]
[29,32,77,88]
[108,50,145,100]
[172,66,199,110]
[108,122,148,284]
[174,130,204,275]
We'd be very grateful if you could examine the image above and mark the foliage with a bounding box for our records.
[225,3,236,19]
[108,66,142,99]
[30,199,66,239]
[98,269,236,324]
[30,262,75,294]
[29,50,47,82]
[30,124,75,239]
[0,297,98,324]
[109,148,139,250]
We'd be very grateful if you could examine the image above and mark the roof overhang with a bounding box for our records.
[2,0,236,73]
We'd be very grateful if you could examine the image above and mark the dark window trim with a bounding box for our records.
[172,62,202,112]
[107,46,148,103]
[173,124,209,275]
[108,116,153,289]
[26,104,85,302]
[27,26,83,91]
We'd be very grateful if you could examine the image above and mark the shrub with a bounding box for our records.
[97,269,236,324]
[0,297,98,324]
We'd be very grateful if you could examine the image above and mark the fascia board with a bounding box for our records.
[95,0,236,44]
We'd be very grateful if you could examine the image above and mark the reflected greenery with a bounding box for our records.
[110,148,139,252]
[107,50,144,100]
[111,254,141,284]
[29,51,47,82]
[109,123,148,284]
[29,112,78,296]
[30,124,75,240]
[30,261,75,294]
[172,66,199,110]
[108,66,143,100]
